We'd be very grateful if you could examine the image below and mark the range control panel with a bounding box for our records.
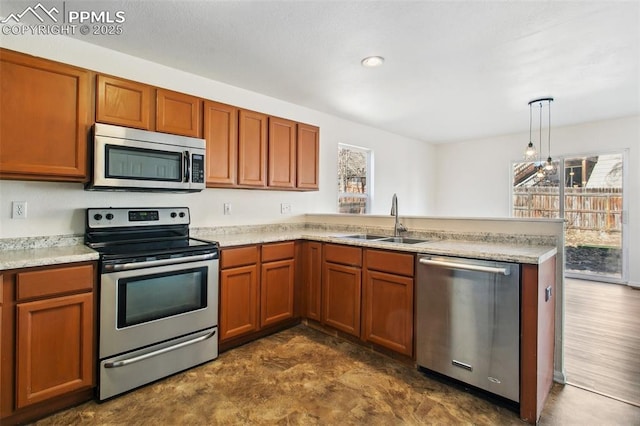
[87,207,190,229]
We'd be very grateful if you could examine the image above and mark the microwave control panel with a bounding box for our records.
[192,154,205,183]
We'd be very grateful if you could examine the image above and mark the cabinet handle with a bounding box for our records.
[104,329,216,368]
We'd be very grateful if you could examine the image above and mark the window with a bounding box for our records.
[338,144,372,213]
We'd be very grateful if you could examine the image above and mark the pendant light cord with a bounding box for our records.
[539,102,543,163]
[548,100,552,160]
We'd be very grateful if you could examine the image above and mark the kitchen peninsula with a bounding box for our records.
[0,214,561,425]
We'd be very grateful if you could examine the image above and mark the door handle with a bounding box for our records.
[103,252,217,272]
[419,258,510,276]
[104,329,216,368]
[184,151,191,182]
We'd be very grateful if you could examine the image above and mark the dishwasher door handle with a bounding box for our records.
[419,258,511,276]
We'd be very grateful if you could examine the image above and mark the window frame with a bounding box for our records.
[337,143,373,214]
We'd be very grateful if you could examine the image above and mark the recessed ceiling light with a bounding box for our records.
[361,56,384,67]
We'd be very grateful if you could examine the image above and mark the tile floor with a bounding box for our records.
[35,325,639,425]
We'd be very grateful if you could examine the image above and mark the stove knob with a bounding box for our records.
[179,212,185,218]
[93,214,103,221]
[106,213,114,220]
[171,212,177,218]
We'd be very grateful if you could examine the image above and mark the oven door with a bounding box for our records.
[100,254,218,359]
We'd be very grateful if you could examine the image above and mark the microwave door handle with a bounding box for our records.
[183,151,191,182]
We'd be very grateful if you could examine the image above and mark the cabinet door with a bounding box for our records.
[96,75,152,130]
[156,89,202,137]
[303,242,322,321]
[0,49,90,181]
[238,109,267,187]
[261,259,295,327]
[219,264,259,341]
[204,101,238,186]
[297,123,320,190]
[362,270,414,356]
[268,117,296,188]
[322,262,361,337]
[16,292,94,409]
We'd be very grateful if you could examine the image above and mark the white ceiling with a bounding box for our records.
[72,0,639,143]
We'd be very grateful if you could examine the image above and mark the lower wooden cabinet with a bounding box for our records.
[261,242,295,327]
[16,293,93,408]
[362,249,414,356]
[1,262,96,425]
[219,242,296,344]
[219,246,260,341]
[321,244,362,337]
[302,242,322,321]
[314,244,415,357]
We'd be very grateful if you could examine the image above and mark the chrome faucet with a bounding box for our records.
[390,193,407,237]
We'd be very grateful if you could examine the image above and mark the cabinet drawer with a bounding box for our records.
[221,245,259,269]
[262,241,295,263]
[16,264,94,301]
[365,249,414,277]
[324,244,362,267]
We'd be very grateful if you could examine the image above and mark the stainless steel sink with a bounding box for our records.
[339,234,388,240]
[335,234,429,244]
[377,237,430,244]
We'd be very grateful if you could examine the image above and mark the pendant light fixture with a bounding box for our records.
[525,97,554,176]
[524,102,537,160]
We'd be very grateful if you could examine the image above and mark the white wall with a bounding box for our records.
[0,34,435,238]
[434,115,640,285]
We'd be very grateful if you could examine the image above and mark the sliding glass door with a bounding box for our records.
[512,151,626,282]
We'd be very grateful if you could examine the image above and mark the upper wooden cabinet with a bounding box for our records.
[97,76,204,138]
[204,101,238,186]
[297,123,320,190]
[268,117,297,189]
[156,89,202,138]
[96,75,153,130]
[238,109,268,187]
[0,49,91,182]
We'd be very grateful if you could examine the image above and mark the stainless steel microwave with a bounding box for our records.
[86,123,206,192]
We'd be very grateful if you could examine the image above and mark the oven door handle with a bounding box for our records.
[104,329,217,369]
[104,252,217,272]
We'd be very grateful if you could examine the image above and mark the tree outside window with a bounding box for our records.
[338,144,371,213]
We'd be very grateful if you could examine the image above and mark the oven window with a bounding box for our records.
[117,267,207,328]
[106,145,183,181]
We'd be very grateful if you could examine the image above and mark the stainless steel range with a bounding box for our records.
[85,207,219,401]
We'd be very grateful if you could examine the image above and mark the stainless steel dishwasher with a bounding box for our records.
[416,255,520,403]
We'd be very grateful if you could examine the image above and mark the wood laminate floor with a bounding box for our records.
[35,325,640,425]
[564,278,640,406]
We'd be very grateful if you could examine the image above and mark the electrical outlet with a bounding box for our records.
[12,201,27,219]
[280,203,291,214]
[223,203,231,215]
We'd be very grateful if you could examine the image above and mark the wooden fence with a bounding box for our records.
[513,187,622,231]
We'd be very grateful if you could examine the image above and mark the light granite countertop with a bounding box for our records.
[197,229,557,265]
[0,244,99,271]
[0,227,556,271]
